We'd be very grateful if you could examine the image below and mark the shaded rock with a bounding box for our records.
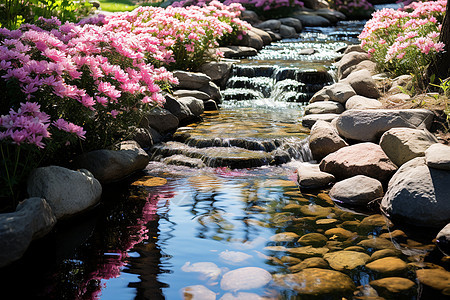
[416,268,450,293]
[274,268,355,297]
[370,249,403,262]
[358,237,396,250]
[305,101,344,115]
[141,107,179,133]
[250,27,272,45]
[309,120,348,160]
[425,143,450,170]
[370,277,416,299]
[329,175,383,206]
[236,30,263,50]
[163,154,206,168]
[345,95,382,110]
[27,166,102,219]
[240,10,260,25]
[309,87,330,103]
[132,127,154,148]
[178,96,204,117]
[381,157,450,227]
[0,198,56,267]
[255,19,281,31]
[300,205,333,218]
[220,267,272,291]
[289,257,329,272]
[218,46,258,58]
[73,141,150,184]
[366,257,408,275]
[302,113,340,129]
[173,70,211,89]
[389,75,413,94]
[173,89,210,100]
[279,17,303,32]
[181,285,216,300]
[270,232,299,242]
[298,233,328,247]
[164,94,194,121]
[380,127,438,167]
[200,60,233,82]
[336,109,434,142]
[379,229,407,240]
[199,81,222,102]
[292,13,331,27]
[324,228,356,241]
[337,52,369,78]
[204,100,218,111]
[288,246,329,259]
[323,250,370,271]
[341,60,377,79]
[279,25,297,38]
[281,256,302,265]
[316,8,346,23]
[341,69,381,99]
[343,45,366,55]
[325,83,356,104]
[297,162,335,189]
[436,223,450,255]
[320,143,398,182]
[358,214,392,233]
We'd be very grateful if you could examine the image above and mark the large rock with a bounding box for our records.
[336,51,369,78]
[302,113,340,129]
[380,128,438,166]
[297,162,335,189]
[173,70,211,89]
[173,89,210,100]
[279,25,298,38]
[365,257,408,275]
[309,87,330,103]
[341,60,377,79]
[279,17,303,32]
[309,120,348,161]
[324,83,356,104]
[345,95,382,110]
[0,197,56,267]
[27,166,102,219]
[320,143,398,182]
[220,267,272,291]
[235,30,263,50]
[323,250,370,271]
[141,107,179,133]
[369,277,416,299]
[72,141,150,184]
[341,69,380,99]
[178,96,204,117]
[255,19,281,31]
[164,94,194,121]
[218,46,258,59]
[250,27,272,45]
[336,109,435,142]
[381,157,450,227]
[315,8,346,23]
[199,81,222,103]
[199,61,233,88]
[304,101,344,115]
[416,268,450,294]
[329,175,384,206]
[292,12,331,27]
[425,143,450,170]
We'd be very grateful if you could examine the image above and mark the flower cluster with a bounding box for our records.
[223,0,304,12]
[333,0,374,19]
[359,0,446,78]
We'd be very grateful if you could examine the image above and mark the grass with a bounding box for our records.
[98,0,163,12]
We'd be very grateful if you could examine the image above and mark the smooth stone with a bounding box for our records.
[316,218,339,225]
[240,10,260,24]
[298,233,328,247]
[436,223,450,255]
[173,70,211,89]
[342,69,380,99]
[302,113,340,129]
[329,175,383,206]
[181,262,222,280]
[425,143,450,170]
[309,87,330,103]
[288,246,329,259]
[178,96,204,117]
[336,109,434,142]
[279,17,303,32]
[370,277,416,298]
[164,94,195,122]
[315,8,346,23]
[339,220,360,232]
[279,25,298,38]
[132,127,154,148]
[379,229,407,240]
[218,46,258,58]
[344,246,365,252]
[309,120,348,161]
[219,251,253,264]
[336,51,369,78]
[300,205,333,218]
[203,99,218,111]
[358,214,392,232]
[381,157,450,227]
[292,13,331,27]
[163,154,206,168]
[72,141,150,184]
[250,27,272,45]
[181,285,216,300]
[289,257,329,272]
[319,143,398,183]
[274,268,356,296]
[299,48,315,55]
[323,250,370,271]
[380,127,438,166]
[255,19,281,31]
[270,232,299,242]
[366,257,408,275]
[358,237,396,250]
[370,249,403,261]
[0,198,56,267]
[27,166,102,219]
[173,89,211,100]
[324,83,356,104]
[324,228,356,241]
[281,256,302,265]
[199,81,222,102]
[341,60,378,80]
[199,61,233,84]
[345,95,382,110]
[296,162,335,189]
[220,267,272,291]
[304,101,345,115]
[389,74,413,94]
[235,30,263,50]
[141,107,179,133]
[416,268,450,293]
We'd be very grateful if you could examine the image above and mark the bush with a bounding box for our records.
[359,0,446,81]
[333,0,374,20]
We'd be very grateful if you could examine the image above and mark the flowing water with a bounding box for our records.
[1,21,448,300]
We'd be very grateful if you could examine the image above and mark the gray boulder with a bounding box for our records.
[380,128,438,166]
[240,10,260,25]
[336,109,434,142]
[218,46,258,59]
[173,89,210,100]
[381,157,450,227]
[309,88,330,103]
[132,127,154,148]
[199,61,234,88]
[325,82,356,104]
[72,141,150,184]
[336,51,369,78]
[235,30,263,50]
[304,101,345,115]
[279,17,303,32]
[296,162,335,189]
[204,99,218,111]
[320,142,398,182]
[309,120,348,161]
[302,113,340,129]
[341,69,380,99]
[255,19,281,31]
[330,175,383,206]
[164,94,194,121]
[345,95,382,110]
[0,197,56,267]
[178,96,204,117]
[341,60,377,79]
[425,143,450,170]
[279,25,298,38]
[27,166,102,219]
[199,81,222,103]
[249,27,272,45]
[173,70,211,89]
[316,8,346,23]
[141,107,179,133]
[343,45,366,55]
[292,12,331,27]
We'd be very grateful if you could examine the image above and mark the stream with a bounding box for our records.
[0,20,448,300]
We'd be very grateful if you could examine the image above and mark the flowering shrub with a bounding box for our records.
[333,0,374,19]
[223,0,304,18]
[359,0,446,79]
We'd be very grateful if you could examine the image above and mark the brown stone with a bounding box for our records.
[366,257,408,275]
